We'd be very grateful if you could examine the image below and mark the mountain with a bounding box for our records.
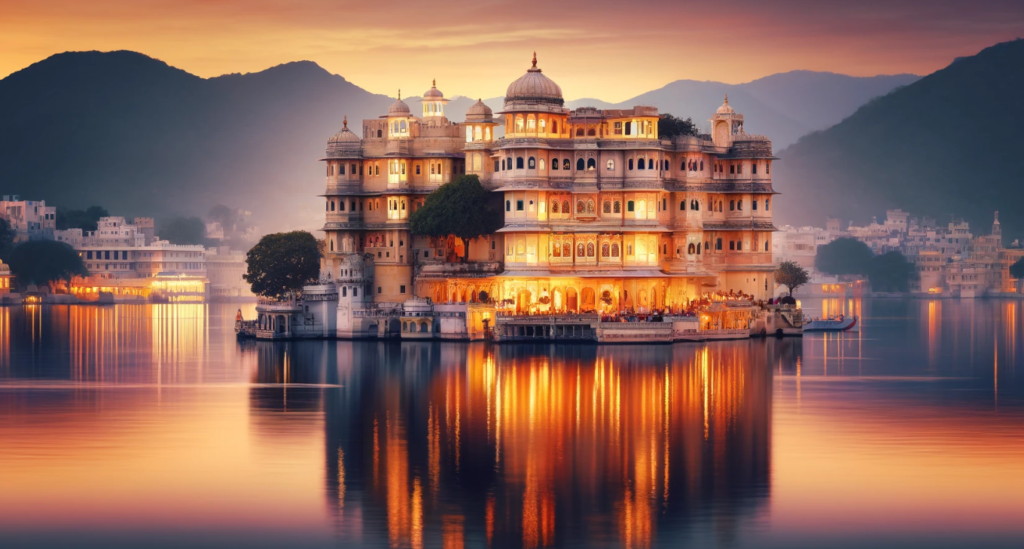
[0,51,392,233]
[775,39,1024,239]
[566,71,919,149]
[0,50,916,233]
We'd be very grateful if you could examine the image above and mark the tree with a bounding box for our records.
[159,216,206,245]
[775,260,810,296]
[658,114,699,139]
[1010,257,1024,280]
[0,218,15,261]
[7,240,88,289]
[56,205,109,232]
[814,237,874,275]
[243,231,321,298]
[867,251,916,293]
[409,175,503,262]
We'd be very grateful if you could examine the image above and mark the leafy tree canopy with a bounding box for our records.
[775,260,810,296]
[658,114,699,139]
[0,218,15,261]
[867,251,917,293]
[243,231,321,298]
[1011,257,1024,280]
[7,240,88,289]
[815,237,874,275]
[159,216,206,245]
[56,205,109,232]
[409,175,503,262]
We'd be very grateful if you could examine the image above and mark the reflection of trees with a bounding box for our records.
[314,341,771,548]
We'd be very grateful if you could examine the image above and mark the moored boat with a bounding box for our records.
[802,315,857,332]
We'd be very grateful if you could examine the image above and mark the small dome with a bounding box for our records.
[716,94,735,114]
[423,79,444,99]
[389,91,411,116]
[465,99,493,121]
[327,116,361,153]
[505,53,563,106]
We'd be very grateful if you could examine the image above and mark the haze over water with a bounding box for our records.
[1,299,1023,548]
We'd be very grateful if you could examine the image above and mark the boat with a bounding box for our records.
[802,314,857,332]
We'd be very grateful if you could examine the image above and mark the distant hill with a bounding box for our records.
[0,50,915,233]
[775,39,1024,239]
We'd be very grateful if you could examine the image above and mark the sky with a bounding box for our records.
[2,0,1023,102]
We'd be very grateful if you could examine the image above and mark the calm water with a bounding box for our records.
[1,299,1023,548]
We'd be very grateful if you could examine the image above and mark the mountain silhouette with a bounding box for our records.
[775,39,1024,239]
[0,50,915,232]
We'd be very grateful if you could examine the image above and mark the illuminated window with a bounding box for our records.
[577,243,585,257]
[587,243,595,257]
[563,159,570,170]
[602,243,610,257]
[539,119,546,133]
[539,158,546,171]
[528,157,536,169]
[475,126,482,141]
[551,201,559,214]
[587,158,596,170]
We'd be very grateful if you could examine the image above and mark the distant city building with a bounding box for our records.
[205,246,254,300]
[0,195,56,242]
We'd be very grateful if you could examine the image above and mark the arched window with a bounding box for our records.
[700,161,704,171]
[527,117,536,131]
[577,200,585,214]
[648,159,654,170]
[539,159,546,171]
[628,159,634,170]
[576,158,585,171]
[602,243,610,257]
[587,242,595,256]
[705,241,710,252]
[551,201,559,214]
[330,240,334,251]
[400,120,407,132]
[528,157,536,169]
[697,243,702,254]
[603,201,612,214]
[576,127,584,136]
[339,201,346,212]
[607,159,615,171]
[765,241,770,251]
[474,126,482,141]
[614,201,621,214]
[611,243,620,257]
[663,160,669,170]
[473,153,482,171]
[681,160,687,171]
[553,240,562,257]
[331,201,336,212]
[342,287,347,297]
[766,199,770,211]
[563,159,570,170]
[587,128,596,137]
[552,121,558,134]
[729,240,735,251]
[515,116,524,132]
[587,158,596,170]
[586,199,595,213]
[638,158,646,170]
[516,157,524,169]
[577,243,585,257]
[737,241,743,251]
[688,243,695,254]
[737,200,743,211]
[752,200,758,211]
[506,200,510,212]
[539,119,546,133]
[377,129,382,138]
[627,200,635,212]
[562,200,570,214]
[679,201,685,211]
[551,158,559,170]
[730,200,735,211]
[563,242,571,257]
[716,238,723,250]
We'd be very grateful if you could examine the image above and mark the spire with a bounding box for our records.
[724,94,729,105]
[398,89,401,100]
[532,51,537,68]
[432,78,436,88]
[343,115,348,129]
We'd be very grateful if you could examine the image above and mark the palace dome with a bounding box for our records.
[388,93,411,116]
[422,80,444,99]
[716,94,735,114]
[327,116,361,154]
[465,99,493,121]
[505,53,563,107]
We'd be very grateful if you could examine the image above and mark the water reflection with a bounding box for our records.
[247,342,772,548]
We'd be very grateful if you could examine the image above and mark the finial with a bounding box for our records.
[532,52,537,68]
[432,78,436,87]
[398,89,401,100]
[343,115,348,129]
[724,94,729,105]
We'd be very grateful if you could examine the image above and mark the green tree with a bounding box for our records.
[243,231,321,298]
[159,216,207,245]
[7,240,88,289]
[1010,257,1024,280]
[658,114,699,139]
[0,218,15,261]
[56,205,109,232]
[409,175,503,262]
[867,251,916,293]
[814,237,874,275]
[775,260,810,296]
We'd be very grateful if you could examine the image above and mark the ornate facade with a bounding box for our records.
[320,55,777,319]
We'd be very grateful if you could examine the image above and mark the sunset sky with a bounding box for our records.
[3,0,1023,102]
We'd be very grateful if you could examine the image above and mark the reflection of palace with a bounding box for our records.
[261,54,779,341]
[251,341,772,547]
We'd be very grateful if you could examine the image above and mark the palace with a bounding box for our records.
[251,55,783,340]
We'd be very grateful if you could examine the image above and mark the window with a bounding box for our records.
[577,200,585,214]
[730,200,735,211]
[614,201,621,214]
[603,201,612,214]
[766,162,770,174]
[576,158,585,171]
[516,157,524,169]
[607,159,615,171]
[662,198,667,210]
[648,159,654,170]
[688,243,695,254]
[752,164,758,175]
[400,285,406,294]
[586,199,595,213]
[552,121,558,133]
[577,243,585,257]
[528,157,536,169]
[587,158,596,170]
[515,116,524,132]
[516,200,524,211]
[340,201,346,212]
[697,243,702,255]
[752,200,758,211]
[638,158,646,170]
[494,160,499,171]
[602,243,610,257]
[766,199,770,211]
[506,200,511,212]
[563,159,570,170]
[737,200,743,211]
[627,201,635,212]
[700,161,704,171]
[539,119,546,133]
[737,164,742,175]
[614,121,623,135]
[730,165,735,174]
[551,201,559,214]
[587,243,595,257]
[562,200,570,213]
[716,238,723,250]
[765,241,770,252]
[629,159,634,170]
[551,158,559,170]
[539,159,546,171]
[681,160,687,171]
[612,243,620,257]
[730,241,735,251]
[737,241,743,251]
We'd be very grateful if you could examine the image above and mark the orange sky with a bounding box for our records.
[2,0,1023,101]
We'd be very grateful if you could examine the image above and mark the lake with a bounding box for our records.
[1,299,1023,548]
